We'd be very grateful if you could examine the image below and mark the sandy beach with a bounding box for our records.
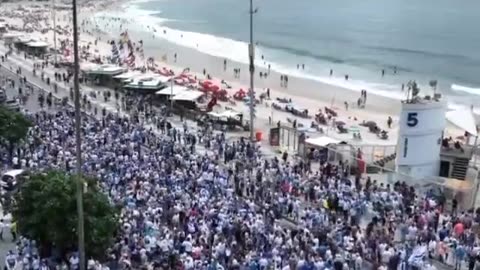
[0,0,465,152]
[80,2,404,145]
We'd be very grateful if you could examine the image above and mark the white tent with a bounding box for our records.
[305,136,340,147]
[446,109,478,136]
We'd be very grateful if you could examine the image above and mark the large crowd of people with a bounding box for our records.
[1,73,480,270]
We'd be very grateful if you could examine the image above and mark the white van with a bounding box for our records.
[0,169,26,192]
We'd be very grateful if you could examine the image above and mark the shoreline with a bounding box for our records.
[0,0,466,147]
[86,9,404,133]
[116,0,480,112]
[91,6,404,116]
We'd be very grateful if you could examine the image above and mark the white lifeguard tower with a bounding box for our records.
[396,97,447,179]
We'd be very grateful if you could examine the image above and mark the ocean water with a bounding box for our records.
[115,0,480,109]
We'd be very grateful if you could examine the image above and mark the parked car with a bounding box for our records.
[0,169,27,193]
[4,99,20,112]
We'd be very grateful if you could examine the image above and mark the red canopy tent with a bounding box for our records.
[157,67,174,76]
[174,78,187,86]
[234,89,247,100]
[208,85,220,93]
[187,77,197,84]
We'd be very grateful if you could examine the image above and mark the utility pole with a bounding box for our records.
[248,0,257,141]
[72,0,85,268]
[170,76,174,113]
[52,0,57,65]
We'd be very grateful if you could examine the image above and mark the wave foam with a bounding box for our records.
[155,26,252,65]
[451,84,480,96]
[100,2,480,110]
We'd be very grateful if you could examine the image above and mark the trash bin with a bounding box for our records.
[255,131,262,141]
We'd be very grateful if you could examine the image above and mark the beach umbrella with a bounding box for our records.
[125,51,136,69]
[209,85,220,92]
[174,78,186,86]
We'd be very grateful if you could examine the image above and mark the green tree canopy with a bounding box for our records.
[12,170,119,259]
[0,105,31,158]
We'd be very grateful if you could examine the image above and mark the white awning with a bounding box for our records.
[155,85,188,96]
[82,64,126,76]
[113,71,143,80]
[26,41,49,47]
[446,109,478,136]
[208,110,241,118]
[305,136,340,147]
[172,90,204,101]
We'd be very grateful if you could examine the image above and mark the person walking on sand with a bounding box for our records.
[344,101,349,111]
[330,69,333,76]
[174,53,177,62]
[387,116,393,128]
[280,75,284,87]
[203,68,206,76]
[268,64,271,74]
[224,59,227,71]
[382,69,385,77]
[285,75,288,87]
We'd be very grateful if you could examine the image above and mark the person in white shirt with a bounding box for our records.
[69,254,79,270]
[4,251,16,270]
[32,255,40,270]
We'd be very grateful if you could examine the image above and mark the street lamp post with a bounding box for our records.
[170,76,174,113]
[248,0,257,141]
[72,0,85,268]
